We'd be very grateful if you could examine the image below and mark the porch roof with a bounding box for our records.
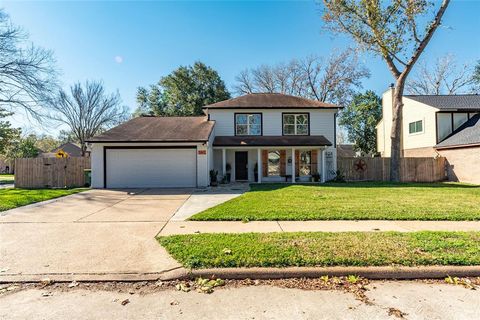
[213,135,332,147]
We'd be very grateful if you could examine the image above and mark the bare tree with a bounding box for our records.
[322,0,451,181]
[50,81,129,155]
[0,9,58,119]
[234,49,370,107]
[407,55,478,95]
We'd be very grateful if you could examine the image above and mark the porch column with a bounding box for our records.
[291,147,295,183]
[257,148,262,183]
[317,148,322,178]
[222,148,226,178]
[321,149,326,183]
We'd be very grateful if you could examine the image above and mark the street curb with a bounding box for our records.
[2,266,480,283]
[188,266,480,280]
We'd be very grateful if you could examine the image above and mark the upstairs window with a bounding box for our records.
[408,120,423,134]
[235,114,262,135]
[283,113,309,135]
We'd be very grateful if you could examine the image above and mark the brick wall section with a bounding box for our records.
[403,147,438,157]
[437,146,480,184]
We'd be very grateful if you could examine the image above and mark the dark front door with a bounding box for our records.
[235,151,248,180]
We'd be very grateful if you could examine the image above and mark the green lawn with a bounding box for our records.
[190,182,480,221]
[0,174,14,184]
[158,231,480,269]
[0,188,86,211]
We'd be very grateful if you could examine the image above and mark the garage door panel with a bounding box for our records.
[106,148,196,188]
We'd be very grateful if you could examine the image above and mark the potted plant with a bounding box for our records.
[312,172,320,182]
[253,163,258,182]
[225,163,231,182]
[210,169,218,187]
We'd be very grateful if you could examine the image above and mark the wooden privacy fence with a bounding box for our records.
[15,157,91,188]
[337,157,446,182]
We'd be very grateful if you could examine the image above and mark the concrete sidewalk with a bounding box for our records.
[159,220,480,235]
[170,183,249,221]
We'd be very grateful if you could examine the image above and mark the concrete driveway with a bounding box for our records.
[0,189,193,282]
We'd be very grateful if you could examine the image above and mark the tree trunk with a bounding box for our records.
[80,141,87,157]
[389,78,406,182]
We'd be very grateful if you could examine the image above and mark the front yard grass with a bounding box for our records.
[0,188,86,212]
[190,182,480,221]
[0,174,14,184]
[158,231,480,268]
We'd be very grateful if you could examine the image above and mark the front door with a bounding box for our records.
[235,151,248,180]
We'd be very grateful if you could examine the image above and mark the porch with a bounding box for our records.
[212,147,329,183]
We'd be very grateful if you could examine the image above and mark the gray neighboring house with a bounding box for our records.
[435,114,480,184]
[377,88,480,184]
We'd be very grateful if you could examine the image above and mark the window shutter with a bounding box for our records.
[311,150,318,174]
[262,150,268,177]
[280,150,286,176]
[295,150,300,176]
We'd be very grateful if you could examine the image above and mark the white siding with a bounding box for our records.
[402,97,438,150]
[378,89,393,156]
[378,89,439,157]
[208,108,336,144]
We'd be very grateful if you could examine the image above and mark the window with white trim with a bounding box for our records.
[283,113,309,135]
[408,120,423,134]
[235,114,261,135]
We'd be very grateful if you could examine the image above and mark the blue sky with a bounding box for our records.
[3,0,480,134]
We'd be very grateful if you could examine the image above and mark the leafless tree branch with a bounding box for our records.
[233,49,370,107]
[49,81,129,155]
[0,10,58,120]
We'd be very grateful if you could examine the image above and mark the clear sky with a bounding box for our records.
[3,0,480,134]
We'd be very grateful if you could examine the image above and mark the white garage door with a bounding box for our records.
[106,148,196,188]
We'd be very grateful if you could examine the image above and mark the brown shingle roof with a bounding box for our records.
[213,135,332,147]
[87,116,214,143]
[204,93,339,109]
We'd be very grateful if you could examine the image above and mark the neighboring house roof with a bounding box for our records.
[203,93,339,109]
[87,116,215,143]
[52,142,83,157]
[213,135,332,147]
[405,94,480,110]
[337,144,356,157]
[435,114,480,149]
[38,142,84,158]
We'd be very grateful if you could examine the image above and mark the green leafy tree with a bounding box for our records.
[134,61,230,116]
[134,86,168,116]
[0,108,21,154]
[322,0,450,181]
[34,134,60,153]
[3,134,40,160]
[339,91,382,155]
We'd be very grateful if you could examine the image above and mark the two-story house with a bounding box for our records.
[377,87,480,183]
[88,93,340,188]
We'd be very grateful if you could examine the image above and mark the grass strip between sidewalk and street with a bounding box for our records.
[190,182,480,221]
[158,231,480,269]
[0,188,87,212]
